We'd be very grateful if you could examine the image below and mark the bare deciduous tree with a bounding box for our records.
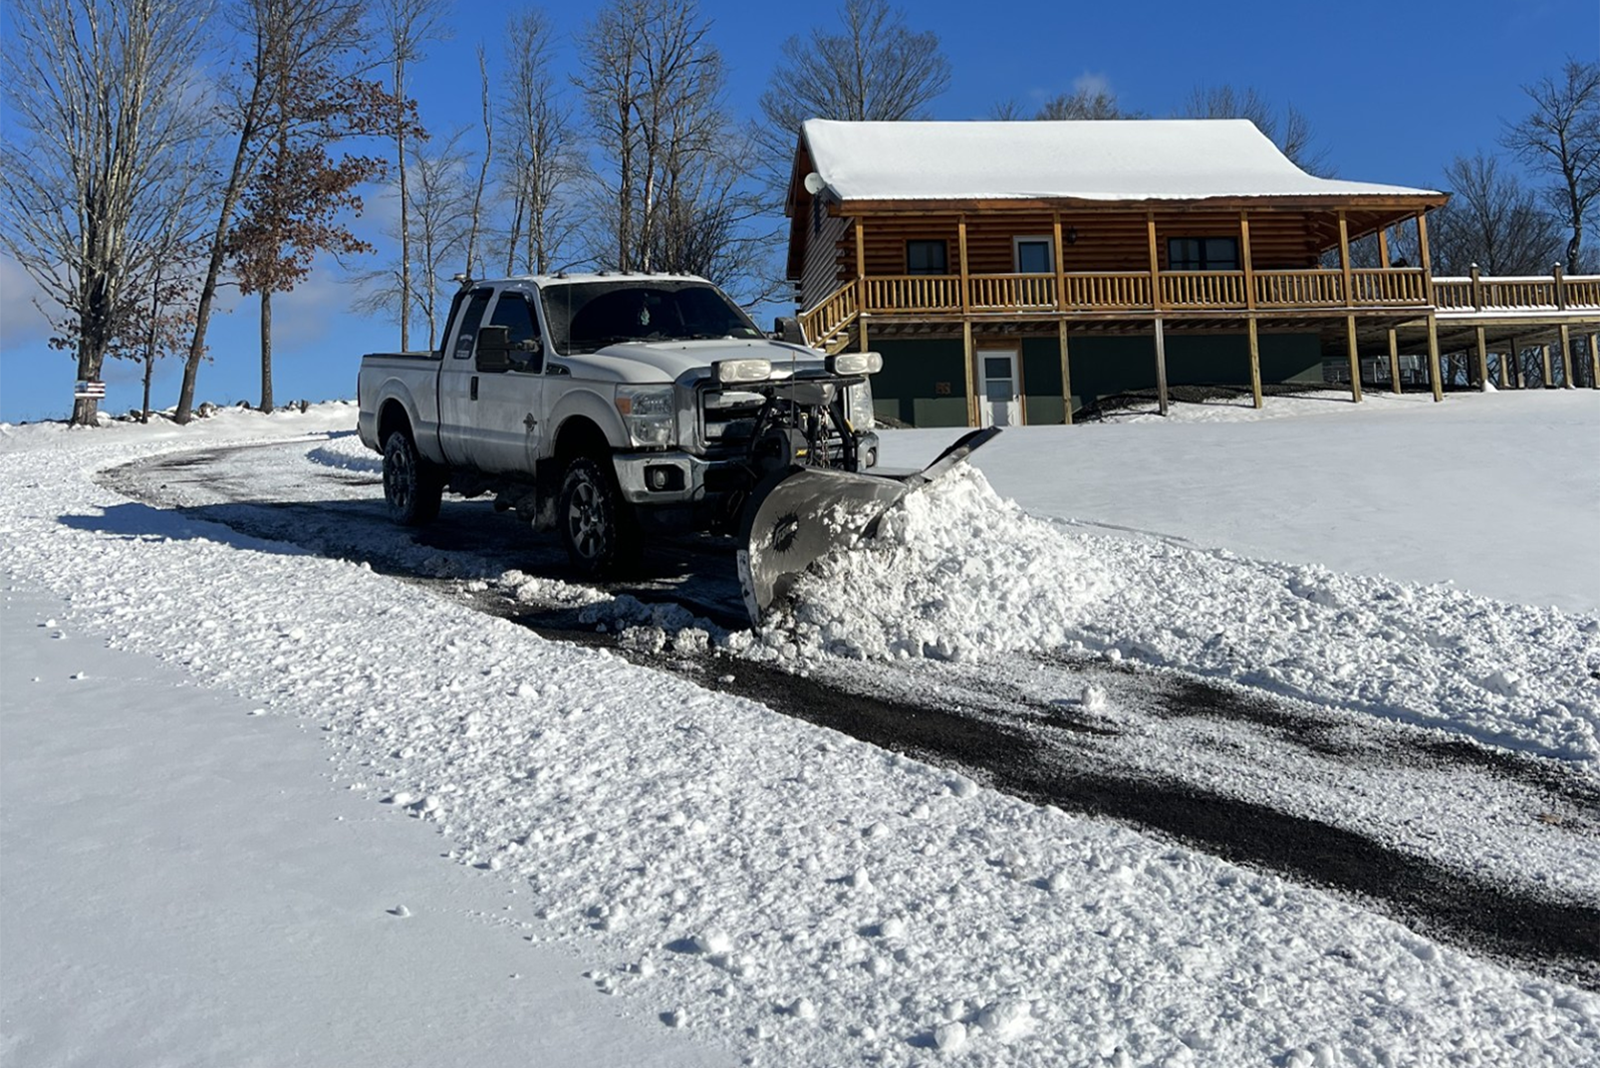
[175,0,375,423]
[501,8,578,275]
[755,0,950,195]
[0,0,211,424]
[576,0,767,298]
[354,132,474,349]
[1036,86,1127,120]
[1427,152,1563,276]
[376,0,450,350]
[1181,83,1330,176]
[462,44,493,282]
[1503,58,1600,272]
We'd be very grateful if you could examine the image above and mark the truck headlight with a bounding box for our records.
[847,381,876,430]
[713,359,771,384]
[826,351,883,376]
[614,385,677,448]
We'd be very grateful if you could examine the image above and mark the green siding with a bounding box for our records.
[870,338,969,428]
[871,331,1324,426]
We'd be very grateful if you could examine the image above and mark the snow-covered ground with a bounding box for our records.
[2,391,1598,1066]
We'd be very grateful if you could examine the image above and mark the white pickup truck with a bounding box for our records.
[356,273,882,577]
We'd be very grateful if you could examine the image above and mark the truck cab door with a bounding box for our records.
[437,286,495,467]
[465,290,546,475]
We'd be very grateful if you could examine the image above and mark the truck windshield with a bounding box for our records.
[540,280,762,355]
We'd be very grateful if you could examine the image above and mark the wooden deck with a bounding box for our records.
[800,268,1600,353]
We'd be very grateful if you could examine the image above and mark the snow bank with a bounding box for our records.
[745,457,1598,764]
[1066,536,1600,762]
[306,430,381,472]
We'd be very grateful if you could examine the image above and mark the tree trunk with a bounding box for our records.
[396,55,411,352]
[260,289,274,413]
[142,353,155,423]
[176,96,261,424]
[69,314,108,426]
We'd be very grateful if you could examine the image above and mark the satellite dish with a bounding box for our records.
[803,172,826,196]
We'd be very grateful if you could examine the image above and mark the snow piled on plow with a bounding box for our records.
[745,464,1107,661]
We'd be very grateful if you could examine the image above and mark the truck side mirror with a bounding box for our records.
[772,316,804,344]
[475,325,511,372]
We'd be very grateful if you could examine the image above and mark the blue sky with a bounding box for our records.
[0,0,1586,422]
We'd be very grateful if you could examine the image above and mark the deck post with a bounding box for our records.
[1240,211,1256,311]
[1427,314,1443,402]
[962,319,977,427]
[1153,318,1169,416]
[1058,320,1073,424]
[958,215,970,316]
[1541,343,1553,387]
[1469,263,1483,309]
[1507,337,1520,388]
[854,218,866,290]
[1417,213,1436,307]
[1346,314,1362,402]
[1247,317,1263,408]
[1475,326,1489,391]
[1146,212,1161,310]
[1387,328,1402,394]
[1559,324,1574,387]
[1338,212,1354,306]
[1497,345,1510,389]
[853,218,867,345]
[1052,212,1066,313]
[1589,333,1599,389]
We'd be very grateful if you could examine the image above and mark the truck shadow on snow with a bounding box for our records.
[70,491,753,627]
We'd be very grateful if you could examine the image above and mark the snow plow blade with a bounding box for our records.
[736,427,1001,626]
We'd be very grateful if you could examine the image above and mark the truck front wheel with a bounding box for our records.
[558,457,641,577]
[383,430,443,526]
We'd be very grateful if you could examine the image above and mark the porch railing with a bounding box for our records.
[796,280,858,352]
[1254,269,1344,307]
[1064,271,1151,309]
[1351,268,1426,305]
[1161,270,1247,308]
[968,273,1055,311]
[799,267,1597,347]
[863,274,962,313]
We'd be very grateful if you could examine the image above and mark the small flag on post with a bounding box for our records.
[74,380,106,399]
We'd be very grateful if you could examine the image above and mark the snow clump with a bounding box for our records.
[751,464,1105,661]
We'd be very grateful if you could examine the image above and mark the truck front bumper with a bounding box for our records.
[610,432,881,507]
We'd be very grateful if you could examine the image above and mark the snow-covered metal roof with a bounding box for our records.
[801,119,1442,204]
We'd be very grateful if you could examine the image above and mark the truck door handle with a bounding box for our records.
[471,376,479,401]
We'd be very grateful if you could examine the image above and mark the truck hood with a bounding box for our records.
[551,338,822,385]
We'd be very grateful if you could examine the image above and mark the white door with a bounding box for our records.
[978,349,1023,427]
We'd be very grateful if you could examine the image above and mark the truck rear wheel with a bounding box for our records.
[383,430,443,526]
[558,457,640,577]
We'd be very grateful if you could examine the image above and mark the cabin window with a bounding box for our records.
[1014,236,1054,274]
[1168,237,1240,271]
[906,240,949,275]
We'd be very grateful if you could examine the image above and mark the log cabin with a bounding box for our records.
[784,119,1600,425]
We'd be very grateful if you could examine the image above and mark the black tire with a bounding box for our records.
[557,456,641,577]
[382,430,443,527]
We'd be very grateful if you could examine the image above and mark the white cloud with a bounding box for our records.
[1072,71,1113,98]
[0,255,56,351]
